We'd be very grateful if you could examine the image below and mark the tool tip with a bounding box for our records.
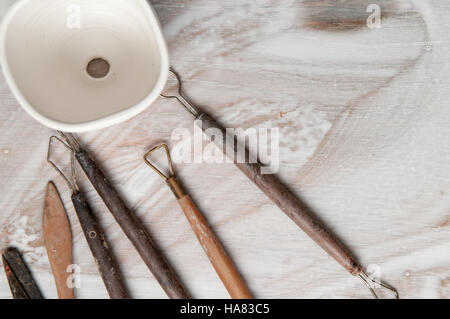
[359,270,399,299]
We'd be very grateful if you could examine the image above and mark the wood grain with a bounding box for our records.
[0,0,449,298]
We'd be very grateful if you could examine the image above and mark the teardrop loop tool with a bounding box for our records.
[144,143,175,181]
[159,68,399,299]
[144,143,253,299]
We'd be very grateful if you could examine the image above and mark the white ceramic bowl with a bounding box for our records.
[0,0,168,132]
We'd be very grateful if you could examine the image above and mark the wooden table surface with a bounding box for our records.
[0,0,449,299]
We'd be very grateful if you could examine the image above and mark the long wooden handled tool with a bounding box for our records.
[43,181,75,299]
[144,144,253,299]
[55,133,189,299]
[47,137,129,299]
[160,69,399,298]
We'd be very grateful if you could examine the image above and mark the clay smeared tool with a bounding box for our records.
[47,137,129,299]
[144,144,253,299]
[160,69,398,299]
[53,132,190,299]
[43,181,75,299]
[2,247,43,299]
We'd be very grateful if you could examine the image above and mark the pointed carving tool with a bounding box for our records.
[2,247,43,299]
[43,181,75,299]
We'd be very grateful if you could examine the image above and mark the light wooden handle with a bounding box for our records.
[169,179,253,299]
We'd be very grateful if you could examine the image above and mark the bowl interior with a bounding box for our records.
[2,0,166,127]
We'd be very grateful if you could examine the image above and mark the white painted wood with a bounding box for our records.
[0,0,449,299]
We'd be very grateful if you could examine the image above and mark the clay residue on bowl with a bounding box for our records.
[86,58,110,79]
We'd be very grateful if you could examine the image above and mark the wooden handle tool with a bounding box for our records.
[47,136,129,299]
[43,181,75,299]
[198,114,359,271]
[144,144,253,299]
[71,192,129,298]
[2,247,43,299]
[160,68,399,298]
[55,133,190,299]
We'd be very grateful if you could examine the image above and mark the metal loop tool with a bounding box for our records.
[160,68,200,117]
[144,143,253,299]
[47,135,79,193]
[159,68,399,299]
[144,143,175,181]
[359,270,399,299]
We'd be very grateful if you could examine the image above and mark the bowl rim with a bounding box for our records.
[0,0,169,133]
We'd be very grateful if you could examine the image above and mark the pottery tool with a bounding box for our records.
[2,247,43,299]
[43,181,75,299]
[144,144,253,299]
[47,136,129,299]
[51,133,190,299]
[159,69,398,299]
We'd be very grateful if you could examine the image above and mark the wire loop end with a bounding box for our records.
[143,143,175,181]
[359,270,399,299]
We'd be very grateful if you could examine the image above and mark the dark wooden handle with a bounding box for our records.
[71,192,129,298]
[196,114,362,275]
[2,248,43,299]
[167,177,253,299]
[75,151,190,299]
